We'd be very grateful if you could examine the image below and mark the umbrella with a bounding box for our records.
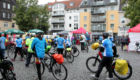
[28,29,44,33]
[0,31,4,34]
[4,29,25,34]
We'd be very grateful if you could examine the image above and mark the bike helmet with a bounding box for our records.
[91,42,99,50]
[102,32,109,38]
[31,33,35,37]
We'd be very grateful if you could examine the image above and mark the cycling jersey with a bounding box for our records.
[102,39,113,57]
[31,37,47,58]
[56,37,64,49]
[109,37,114,42]
[99,36,103,41]
[86,37,90,40]
[64,38,71,46]
[16,38,22,47]
[26,37,34,53]
[0,36,7,49]
[54,38,56,44]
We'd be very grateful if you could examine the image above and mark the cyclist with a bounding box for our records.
[53,37,57,50]
[109,35,114,42]
[56,34,65,54]
[12,35,23,61]
[25,34,35,67]
[91,32,117,80]
[25,34,30,39]
[99,36,102,44]
[31,32,47,80]
[86,34,90,45]
[1,34,8,58]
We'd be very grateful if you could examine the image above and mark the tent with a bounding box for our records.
[71,27,91,34]
[127,23,140,51]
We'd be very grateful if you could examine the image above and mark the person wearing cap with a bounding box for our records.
[25,34,35,67]
[56,34,65,54]
[12,35,23,61]
[31,32,47,80]
[0,34,8,58]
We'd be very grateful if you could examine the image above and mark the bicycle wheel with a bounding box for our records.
[72,47,80,57]
[52,63,67,80]
[5,70,16,80]
[7,47,15,59]
[33,61,45,75]
[66,52,74,63]
[113,62,132,80]
[30,55,35,64]
[86,57,100,73]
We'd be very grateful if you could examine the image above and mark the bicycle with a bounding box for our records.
[0,57,16,80]
[34,51,68,80]
[86,49,132,80]
[71,45,80,57]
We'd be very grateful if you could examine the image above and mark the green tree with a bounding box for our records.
[13,0,50,33]
[122,0,140,28]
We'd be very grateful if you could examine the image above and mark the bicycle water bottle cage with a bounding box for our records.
[66,48,72,51]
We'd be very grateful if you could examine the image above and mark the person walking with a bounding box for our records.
[126,35,130,52]
[31,32,47,80]
[25,34,35,67]
[56,34,65,55]
[12,35,23,61]
[121,35,126,51]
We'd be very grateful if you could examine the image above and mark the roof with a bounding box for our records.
[47,0,82,11]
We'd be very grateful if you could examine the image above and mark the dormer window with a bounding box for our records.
[70,2,74,6]
[49,5,52,8]
[84,1,88,5]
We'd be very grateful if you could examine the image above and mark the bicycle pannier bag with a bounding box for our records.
[52,54,64,64]
[115,59,128,75]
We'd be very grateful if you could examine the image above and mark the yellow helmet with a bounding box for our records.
[91,42,99,50]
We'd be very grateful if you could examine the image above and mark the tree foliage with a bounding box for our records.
[13,0,50,33]
[122,0,140,28]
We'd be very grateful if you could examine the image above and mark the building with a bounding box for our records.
[47,0,82,33]
[118,0,130,36]
[0,0,19,31]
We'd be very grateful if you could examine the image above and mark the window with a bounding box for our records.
[69,16,71,20]
[3,13,6,18]
[121,17,125,23]
[70,2,74,6]
[8,4,10,9]
[69,24,71,27]
[12,13,15,17]
[74,16,78,22]
[3,3,6,8]
[84,24,87,29]
[84,9,87,12]
[4,22,8,27]
[53,5,58,9]
[110,23,114,29]
[103,24,106,30]
[111,6,114,10]
[84,1,87,5]
[74,23,78,29]
[111,14,114,20]
[59,19,64,21]
[12,23,15,28]
[53,24,58,28]
[110,0,115,3]
[8,13,10,18]
[67,10,69,13]
[59,4,64,9]
[59,24,64,28]
[84,16,87,21]
[12,6,14,10]
[49,5,51,8]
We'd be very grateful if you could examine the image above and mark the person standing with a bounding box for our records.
[12,35,23,61]
[80,34,86,51]
[109,35,114,42]
[56,34,65,54]
[71,36,74,45]
[121,35,126,51]
[0,34,8,58]
[0,38,4,61]
[25,34,30,39]
[25,34,35,67]
[91,33,116,80]
[99,36,103,44]
[31,32,47,80]
[125,35,130,52]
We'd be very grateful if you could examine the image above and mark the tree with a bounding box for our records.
[13,0,50,33]
[122,0,140,28]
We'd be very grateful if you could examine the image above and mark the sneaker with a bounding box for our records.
[90,74,99,80]
[11,59,15,61]
[20,59,23,61]
[106,78,114,80]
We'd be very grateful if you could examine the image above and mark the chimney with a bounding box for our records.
[55,0,57,2]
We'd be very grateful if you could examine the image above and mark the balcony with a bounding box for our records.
[91,24,106,32]
[52,13,65,17]
[91,10,105,15]
[90,1,105,7]
[51,20,65,24]
[51,27,65,31]
[91,18,106,23]
[108,0,118,5]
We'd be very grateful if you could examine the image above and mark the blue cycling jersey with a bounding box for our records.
[56,37,64,49]
[64,38,71,46]
[109,37,114,42]
[1,37,6,49]
[16,38,22,47]
[102,39,113,57]
[99,36,103,41]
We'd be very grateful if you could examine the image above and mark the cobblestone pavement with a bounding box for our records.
[3,45,140,80]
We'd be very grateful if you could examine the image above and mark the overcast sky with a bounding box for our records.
[38,0,66,5]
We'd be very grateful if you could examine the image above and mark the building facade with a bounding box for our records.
[0,0,19,31]
[47,0,82,33]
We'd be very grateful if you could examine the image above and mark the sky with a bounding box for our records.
[38,0,67,5]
